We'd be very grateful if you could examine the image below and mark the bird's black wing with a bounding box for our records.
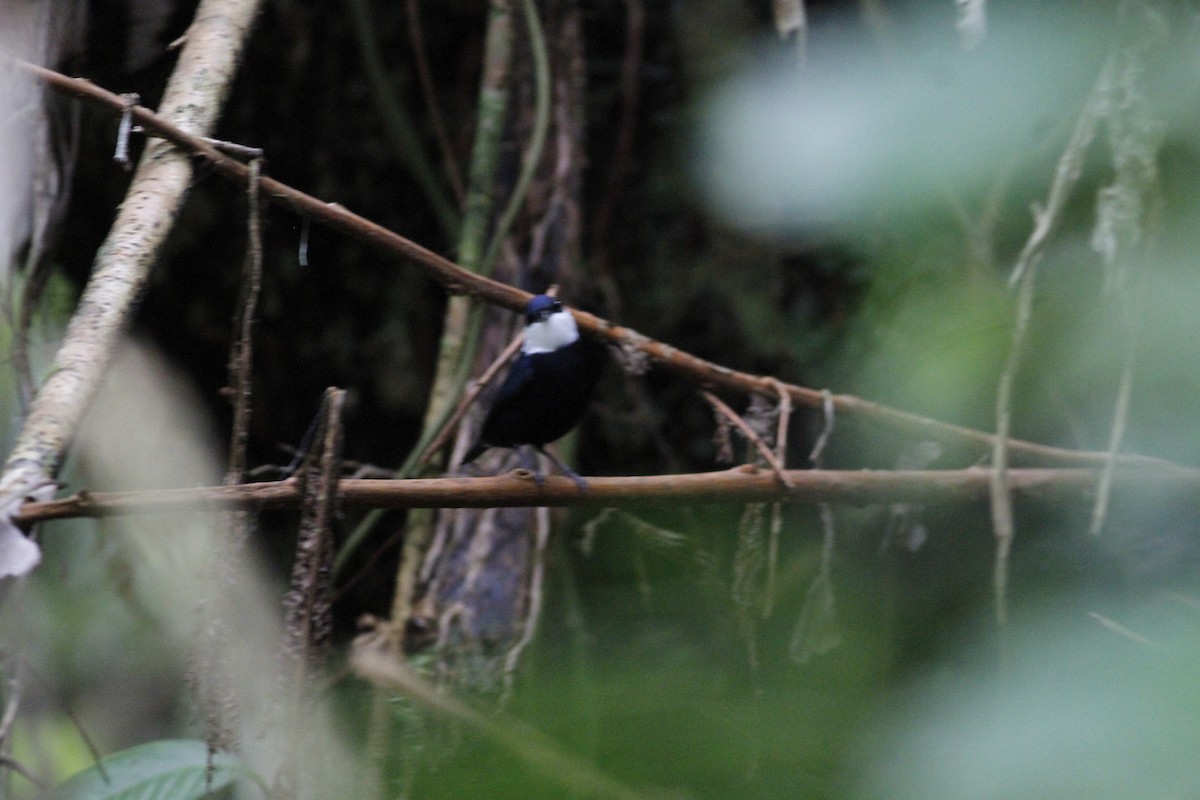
[489,353,537,410]
[461,355,537,464]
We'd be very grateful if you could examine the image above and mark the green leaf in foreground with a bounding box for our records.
[45,739,261,800]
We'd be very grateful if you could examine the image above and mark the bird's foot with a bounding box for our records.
[560,466,589,492]
[515,446,546,486]
[538,446,589,492]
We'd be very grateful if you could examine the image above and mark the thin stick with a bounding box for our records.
[225,158,263,486]
[991,57,1114,629]
[808,390,835,464]
[419,330,523,468]
[990,260,1035,630]
[18,466,1200,524]
[1090,334,1138,535]
[199,136,264,160]
[763,379,792,618]
[1087,611,1158,648]
[1009,57,1113,286]
[702,391,792,488]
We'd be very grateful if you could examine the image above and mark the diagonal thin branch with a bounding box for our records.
[419,329,524,468]
[1008,56,1113,287]
[702,391,792,487]
[991,56,1115,628]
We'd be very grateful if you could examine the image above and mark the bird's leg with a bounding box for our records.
[538,446,589,492]
[517,445,545,486]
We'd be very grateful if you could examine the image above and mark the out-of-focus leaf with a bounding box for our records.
[955,0,987,51]
[790,569,842,663]
[45,739,261,800]
[696,9,1107,236]
[856,610,1200,799]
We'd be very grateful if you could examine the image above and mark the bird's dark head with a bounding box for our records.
[522,294,579,354]
[525,294,563,324]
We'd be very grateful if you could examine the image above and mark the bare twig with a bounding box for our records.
[992,57,1115,628]
[15,466,1200,524]
[1088,35,1164,535]
[199,136,264,160]
[702,391,792,488]
[420,329,523,468]
[225,158,263,486]
[0,659,22,743]
[990,261,1034,630]
[1009,57,1113,286]
[763,379,792,618]
[1087,610,1158,649]
[791,387,842,662]
[808,389,835,464]
[1090,332,1138,535]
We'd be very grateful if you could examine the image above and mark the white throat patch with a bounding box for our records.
[523,309,580,354]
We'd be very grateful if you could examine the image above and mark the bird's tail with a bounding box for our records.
[460,441,488,466]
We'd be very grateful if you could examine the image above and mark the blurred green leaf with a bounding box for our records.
[45,739,261,800]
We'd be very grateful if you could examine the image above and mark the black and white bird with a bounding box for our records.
[461,294,604,489]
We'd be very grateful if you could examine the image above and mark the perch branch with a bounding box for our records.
[16,60,1187,473]
[14,466,1200,524]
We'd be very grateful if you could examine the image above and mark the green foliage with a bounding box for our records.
[44,740,261,800]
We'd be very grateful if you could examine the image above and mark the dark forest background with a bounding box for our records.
[6,0,1200,798]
